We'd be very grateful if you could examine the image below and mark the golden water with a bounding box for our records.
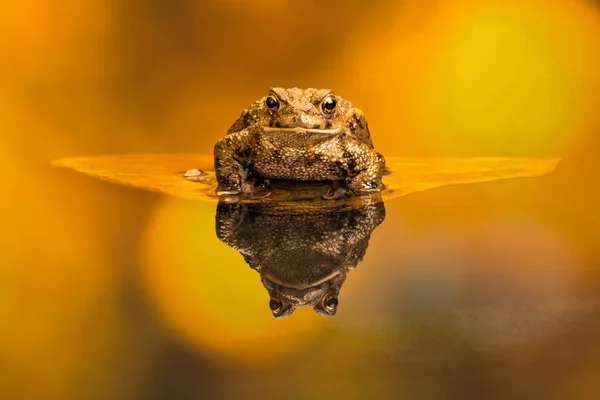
[52,154,560,210]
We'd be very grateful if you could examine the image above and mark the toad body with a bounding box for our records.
[215,201,386,317]
[214,88,386,198]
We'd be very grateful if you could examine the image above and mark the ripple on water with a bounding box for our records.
[51,154,560,211]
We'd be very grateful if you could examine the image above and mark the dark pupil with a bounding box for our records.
[269,299,281,311]
[323,97,337,111]
[325,296,338,309]
[266,96,278,109]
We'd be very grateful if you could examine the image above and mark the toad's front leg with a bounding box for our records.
[342,140,386,195]
[214,128,257,196]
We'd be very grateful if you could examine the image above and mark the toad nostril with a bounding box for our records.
[300,112,311,125]
[291,116,297,123]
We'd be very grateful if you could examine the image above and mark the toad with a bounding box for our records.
[215,200,386,317]
[214,88,386,198]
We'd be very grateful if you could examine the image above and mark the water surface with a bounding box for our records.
[26,155,600,398]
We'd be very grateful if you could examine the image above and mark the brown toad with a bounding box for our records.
[215,200,386,318]
[214,88,386,198]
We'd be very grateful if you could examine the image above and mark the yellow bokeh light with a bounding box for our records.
[139,199,323,364]
[423,0,600,155]
[345,0,600,156]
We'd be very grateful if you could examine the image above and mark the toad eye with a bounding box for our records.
[321,96,337,114]
[269,299,282,312]
[265,95,279,110]
[324,295,338,312]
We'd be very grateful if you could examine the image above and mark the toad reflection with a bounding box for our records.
[215,201,386,318]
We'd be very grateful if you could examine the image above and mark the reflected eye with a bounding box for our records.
[324,295,338,312]
[321,96,337,114]
[265,95,279,110]
[269,299,282,312]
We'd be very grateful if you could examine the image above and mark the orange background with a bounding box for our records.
[2,1,600,398]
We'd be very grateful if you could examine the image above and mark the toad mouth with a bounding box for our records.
[264,270,342,291]
[262,127,340,134]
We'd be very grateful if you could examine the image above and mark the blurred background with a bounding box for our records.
[2,0,600,398]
